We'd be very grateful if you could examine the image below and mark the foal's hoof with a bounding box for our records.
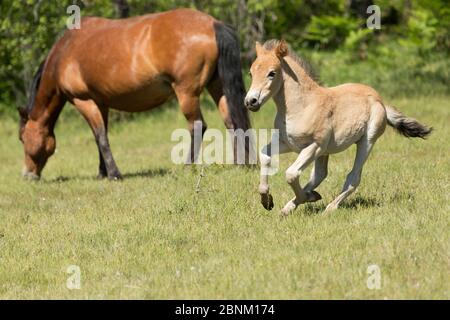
[324,203,338,214]
[260,193,274,211]
[280,200,296,217]
[306,190,322,203]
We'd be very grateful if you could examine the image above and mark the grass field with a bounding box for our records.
[0,93,449,299]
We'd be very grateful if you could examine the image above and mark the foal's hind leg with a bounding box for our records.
[325,138,374,212]
[282,143,322,216]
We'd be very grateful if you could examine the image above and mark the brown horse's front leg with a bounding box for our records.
[96,108,109,179]
[73,99,122,180]
[97,151,107,179]
[95,127,122,180]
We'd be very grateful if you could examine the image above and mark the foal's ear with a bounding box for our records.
[255,41,264,56]
[275,39,288,59]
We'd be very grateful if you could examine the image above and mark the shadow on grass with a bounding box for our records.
[340,196,381,209]
[44,167,169,183]
[301,196,382,215]
[122,168,169,179]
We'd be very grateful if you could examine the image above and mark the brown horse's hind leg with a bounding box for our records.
[174,90,206,164]
[207,75,233,130]
[207,76,240,163]
[72,99,122,180]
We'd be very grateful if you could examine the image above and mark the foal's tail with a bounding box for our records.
[213,22,251,132]
[385,106,432,139]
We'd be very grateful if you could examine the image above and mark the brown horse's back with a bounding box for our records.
[50,9,219,111]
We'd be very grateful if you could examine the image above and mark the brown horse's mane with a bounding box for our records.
[263,39,319,82]
[26,60,45,115]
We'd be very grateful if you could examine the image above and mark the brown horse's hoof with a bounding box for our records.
[108,173,123,181]
[306,190,322,203]
[261,193,274,211]
[97,173,107,180]
[23,172,40,181]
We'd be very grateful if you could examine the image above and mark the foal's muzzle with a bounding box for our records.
[244,95,261,112]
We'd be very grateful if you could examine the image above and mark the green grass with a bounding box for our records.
[0,93,449,299]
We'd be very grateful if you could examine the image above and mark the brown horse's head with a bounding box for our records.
[18,107,56,180]
[245,40,288,112]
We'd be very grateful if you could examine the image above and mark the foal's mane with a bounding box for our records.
[263,39,319,82]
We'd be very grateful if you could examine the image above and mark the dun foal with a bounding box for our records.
[245,40,432,215]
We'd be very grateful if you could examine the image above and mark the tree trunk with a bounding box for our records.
[113,0,130,18]
[349,0,374,19]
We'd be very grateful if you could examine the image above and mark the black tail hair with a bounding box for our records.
[26,60,46,114]
[386,106,432,139]
[393,119,433,138]
[213,22,251,133]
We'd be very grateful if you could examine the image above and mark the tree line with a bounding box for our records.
[0,0,448,110]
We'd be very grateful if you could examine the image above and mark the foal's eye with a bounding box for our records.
[267,71,276,79]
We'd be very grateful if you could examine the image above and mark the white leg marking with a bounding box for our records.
[259,136,290,210]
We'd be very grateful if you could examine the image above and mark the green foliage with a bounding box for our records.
[304,15,361,49]
[0,1,64,107]
[344,28,374,51]
[313,48,449,98]
[0,0,116,112]
[400,5,450,54]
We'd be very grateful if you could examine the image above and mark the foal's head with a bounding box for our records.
[18,107,56,180]
[245,40,289,111]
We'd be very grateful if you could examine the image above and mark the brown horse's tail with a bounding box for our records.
[213,22,251,132]
[385,106,432,139]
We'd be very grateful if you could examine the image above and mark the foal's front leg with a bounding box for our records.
[259,137,290,210]
[281,143,322,216]
[303,155,329,202]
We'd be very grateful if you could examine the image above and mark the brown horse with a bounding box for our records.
[18,8,250,180]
